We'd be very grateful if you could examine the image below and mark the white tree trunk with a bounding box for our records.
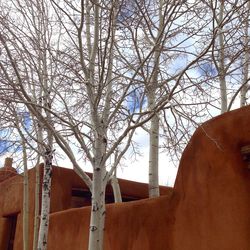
[218,0,228,113]
[148,91,160,198]
[22,147,29,250]
[37,28,54,249]
[37,150,53,250]
[33,164,40,250]
[33,115,42,250]
[88,167,106,250]
[219,74,227,113]
[147,0,164,198]
[110,175,122,203]
[17,120,29,250]
[240,1,250,107]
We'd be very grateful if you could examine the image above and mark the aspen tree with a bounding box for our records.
[0,1,225,250]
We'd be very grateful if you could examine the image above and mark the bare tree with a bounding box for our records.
[199,0,250,112]
[117,0,219,197]
[0,0,59,249]
[0,103,31,250]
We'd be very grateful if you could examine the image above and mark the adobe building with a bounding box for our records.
[0,105,250,250]
[0,159,171,249]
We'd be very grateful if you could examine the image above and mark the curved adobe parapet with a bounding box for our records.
[47,106,250,250]
[173,105,250,250]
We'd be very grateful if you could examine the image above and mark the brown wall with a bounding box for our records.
[0,157,171,249]
[48,194,175,250]
[0,167,40,249]
[173,105,250,250]
[46,105,250,250]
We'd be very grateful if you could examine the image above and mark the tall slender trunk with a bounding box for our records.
[37,150,53,250]
[33,113,43,250]
[22,145,29,250]
[147,0,164,198]
[32,164,40,250]
[88,165,106,250]
[110,175,122,203]
[101,1,121,204]
[37,23,54,249]
[88,115,106,250]
[218,0,227,113]
[17,122,29,250]
[148,91,160,198]
[240,1,250,107]
[13,111,30,250]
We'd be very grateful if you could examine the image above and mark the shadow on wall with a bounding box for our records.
[47,105,250,250]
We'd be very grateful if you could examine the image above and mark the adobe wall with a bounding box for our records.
[0,169,35,249]
[0,159,171,249]
[173,105,250,249]
[46,105,250,250]
[48,193,175,250]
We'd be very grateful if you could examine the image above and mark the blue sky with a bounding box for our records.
[0,111,31,155]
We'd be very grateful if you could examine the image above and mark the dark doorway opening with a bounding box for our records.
[4,214,18,250]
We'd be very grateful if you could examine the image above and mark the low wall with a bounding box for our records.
[48,193,175,250]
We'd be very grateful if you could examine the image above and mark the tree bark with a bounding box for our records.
[88,166,106,250]
[37,150,53,250]
[88,106,107,250]
[218,0,228,113]
[22,147,29,250]
[148,90,160,198]
[147,1,164,198]
[110,175,122,203]
[17,120,29,250]
[33,164,40,250]
[240,1,250,107]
